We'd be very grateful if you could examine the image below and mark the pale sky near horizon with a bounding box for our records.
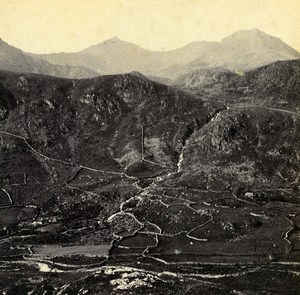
[0,0,299,54]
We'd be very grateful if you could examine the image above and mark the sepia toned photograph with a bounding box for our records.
[0,0,299,294]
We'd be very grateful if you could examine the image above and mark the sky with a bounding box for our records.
[0,0,299,53]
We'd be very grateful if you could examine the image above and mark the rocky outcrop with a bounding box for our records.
[179,107,300,190]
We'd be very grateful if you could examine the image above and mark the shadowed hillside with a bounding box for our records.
[0,71,208,178]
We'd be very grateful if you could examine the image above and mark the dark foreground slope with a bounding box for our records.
[0,70,207,173]
[0,65,300,294]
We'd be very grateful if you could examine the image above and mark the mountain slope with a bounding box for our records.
[0,71,208,176]
[172,67,236,89]
[0,39,97,79]
[177,107,300,190]
[234,59,300,101]
[2,60,300,206]
[160,29,300,79]
[173,60,300,110]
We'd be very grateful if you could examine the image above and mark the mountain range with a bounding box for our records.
[1,33,300,292]
[1,29,299,80]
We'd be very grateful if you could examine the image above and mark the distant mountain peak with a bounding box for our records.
[103,36,122,44]
[110,36,121,41]
[241,28,265,34]
[222,29,275,41]
[234,29,267,36]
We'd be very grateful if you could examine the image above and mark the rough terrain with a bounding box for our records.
[0,61,300,294]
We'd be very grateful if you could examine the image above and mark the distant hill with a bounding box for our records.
[0,38,97,79]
